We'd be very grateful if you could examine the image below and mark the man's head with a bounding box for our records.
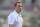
[14,2,22,13]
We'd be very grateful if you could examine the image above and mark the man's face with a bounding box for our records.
[15,3,22,13]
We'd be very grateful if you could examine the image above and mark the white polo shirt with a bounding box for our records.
[8,10,23,27]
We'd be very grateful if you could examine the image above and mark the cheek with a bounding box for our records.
[20,7,22,9]
[20,7,22,10]
[17,7,22,10]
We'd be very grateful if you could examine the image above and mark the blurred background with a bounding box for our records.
[0,0,40,27]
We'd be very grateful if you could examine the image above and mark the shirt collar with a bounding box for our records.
[13,10,21,17]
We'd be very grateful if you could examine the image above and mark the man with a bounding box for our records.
[8,2,23,27]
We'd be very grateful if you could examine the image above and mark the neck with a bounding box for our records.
[17,11,20,14]
[15,10,20,14]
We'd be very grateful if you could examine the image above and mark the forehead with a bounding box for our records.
[17,3,22,6]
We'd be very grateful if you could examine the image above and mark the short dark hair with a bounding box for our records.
[14,2,21,7]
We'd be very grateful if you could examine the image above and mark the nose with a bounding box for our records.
[19,6,22,9]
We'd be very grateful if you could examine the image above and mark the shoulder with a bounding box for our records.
[8,12,16,21]
[8,12,14,17]
[8,12,16,20]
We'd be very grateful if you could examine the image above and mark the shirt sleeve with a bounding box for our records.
[8,14,15,24]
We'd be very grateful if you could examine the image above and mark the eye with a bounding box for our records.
[18,6,22,7]
[18,6,20,7]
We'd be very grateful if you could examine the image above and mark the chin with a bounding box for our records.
[19,10,21,12]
